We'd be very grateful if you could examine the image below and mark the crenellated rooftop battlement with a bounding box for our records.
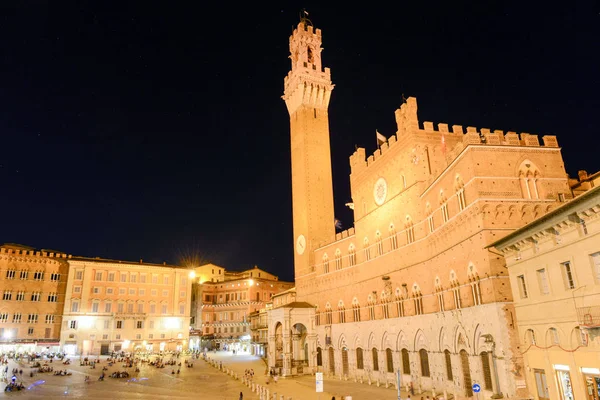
[0,246,70,259]
[350,97,560,174]
[290,22,322,39]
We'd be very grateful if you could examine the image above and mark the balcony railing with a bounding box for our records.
[577,306,600,328]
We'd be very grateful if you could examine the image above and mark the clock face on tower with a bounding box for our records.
[296,234,306,255]
[373,177,388,206]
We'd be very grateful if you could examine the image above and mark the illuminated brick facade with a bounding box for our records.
[268,18,576,399]
[0,244,69,352]
[60,257,191,355]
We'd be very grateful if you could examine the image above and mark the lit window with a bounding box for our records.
[441,202,449,223]
[335,249,342,270]
[348,244,356,266]
[405,216,414,244]
[376,231,383,255]
[389,224,398,250]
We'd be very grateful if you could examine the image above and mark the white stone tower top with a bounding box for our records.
[283,19,334,115]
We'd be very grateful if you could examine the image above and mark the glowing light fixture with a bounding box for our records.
[249,279,254,285]
[189,271,196,279]
[79,316,95,329]
[165,317,180,329]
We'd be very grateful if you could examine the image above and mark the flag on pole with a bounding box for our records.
[334,218,343,230]
[376,130,386,147]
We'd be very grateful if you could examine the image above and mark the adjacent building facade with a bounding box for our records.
[267,17,578,400]
[490,186,600,400]
[189,264,293,352]
[60,257,192,355]
[0,244,69,353]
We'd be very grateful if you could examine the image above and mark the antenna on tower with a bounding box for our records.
[300,9,312,26]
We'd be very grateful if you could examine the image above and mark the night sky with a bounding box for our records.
[1,2,598,282]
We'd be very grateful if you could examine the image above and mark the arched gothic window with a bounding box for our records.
[389,224,398,250]
[376,231,383,255]
[348,244,356,266]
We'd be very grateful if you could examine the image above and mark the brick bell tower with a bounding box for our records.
[283,16,335,281]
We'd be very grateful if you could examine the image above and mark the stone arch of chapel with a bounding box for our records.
[438,326,452,353]
[473,324,493,354]
[395,330,409,351]
[453,324,472,354]
[367,332,377,350]
[352,334,362,349]
[381,331,392,350]
[337,333,348,350]
[413,329,430,352]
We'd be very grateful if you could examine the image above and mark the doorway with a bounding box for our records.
[342,347,349,376]
[460,350,473,397]
[328,347,335,374]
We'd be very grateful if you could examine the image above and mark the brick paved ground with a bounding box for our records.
[1,352,445,399]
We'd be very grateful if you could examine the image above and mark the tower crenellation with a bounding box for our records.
[283,22,334,115]
[350,96,560,175]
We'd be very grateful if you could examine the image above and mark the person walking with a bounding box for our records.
[239,391,243,400]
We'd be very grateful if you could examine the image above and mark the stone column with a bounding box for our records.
[282,329,292,376]
[489,346,503,398]
[307,333,318,373]
[291,334,302,373]
[268,335,276,370]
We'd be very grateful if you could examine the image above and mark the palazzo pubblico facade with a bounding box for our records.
[264,18,578,400]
